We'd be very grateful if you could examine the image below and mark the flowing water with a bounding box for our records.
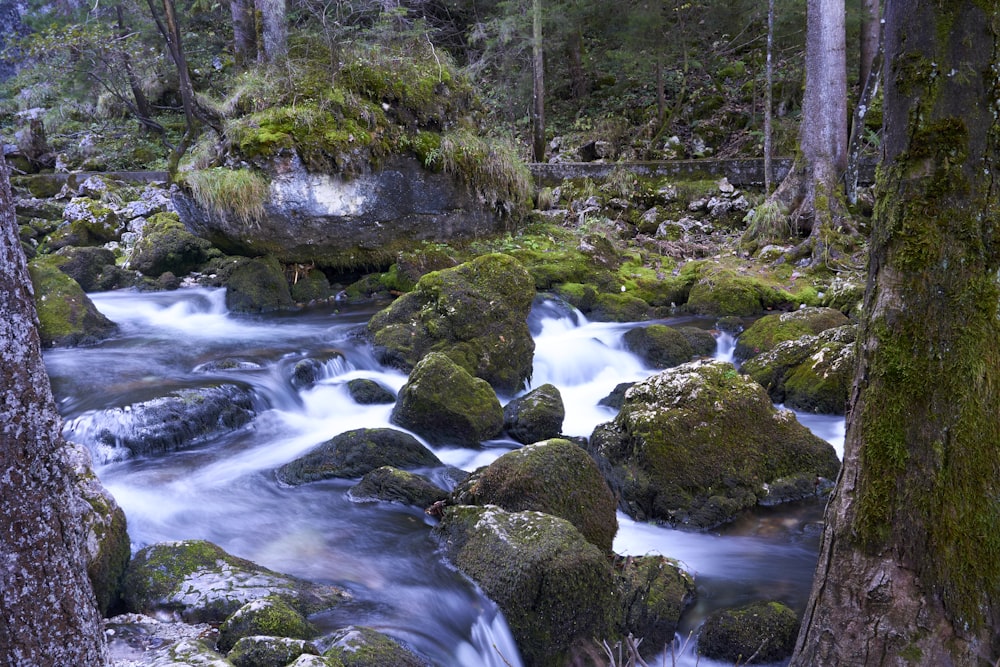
[45,288,846,667]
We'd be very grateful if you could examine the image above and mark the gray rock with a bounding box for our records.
[502,383,565,444]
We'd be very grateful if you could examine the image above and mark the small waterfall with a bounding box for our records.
[713,330,737,364]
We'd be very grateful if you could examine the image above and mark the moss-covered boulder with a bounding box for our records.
[53,245,121,292]
[742,325,857,414]
[129,212,213,278]
[289,267,333,303]
[217,595,317,653]
[502,383,565,444]
[322,626,426,666]
[122,540,350,623]
[677,325,719,357]
[368,253,536,393]
[44,196,121,251]
[390,352,503,446]
[617,556,696,660]
[623,324,699,368]
[450,438,618,553]
[346,378,396,405]
[685,267,788,317]
[228,636,319,667]
[697,601,799,664]
[432,505,615,666]
[348,466,448,508]
[587,359,840,529]
[225,255,295,313]
[276,428,441,485]
[62,442,130,616]
[734,306,851,361]
[27,255,117,346]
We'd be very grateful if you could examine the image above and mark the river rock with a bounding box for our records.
[275,428,441,485]
[685,267,786,317]
[225,255,294,313]
[122,540,350,624]
[587,359,840,529]
[450,438,618,553]
[346,378,396,404]
[432,505,615,666]
[104,613,225,666]
[390,352,503,446]
[742,325,857,414]
[348,466,448,508]
[697,601,799,664]
[228,636,319,667]
[217,595,317,653]
[623,324,700,368]
[129,211,213,278]
[502,383,565,444]
[173,154,504,267]
[27,255,117,346]
[64,383,258,460]
[51,245,118,292]
[322,625,427,666]
[62,441,130,616]
[42,196,120,250]
[617,556,695,659]
[734,306,851,361]
[368,253,536,394]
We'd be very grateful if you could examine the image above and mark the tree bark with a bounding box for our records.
[256,0,287,64]
[859,0,880,89]
[0,156,108,664]
[531,0,545,163]
[230,0,256,68]
[790,1,1000,664]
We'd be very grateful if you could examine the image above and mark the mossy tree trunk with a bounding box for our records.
[531,0,545,162]
[790,1,1000,664]
[764,0,852,265]
[0,157,108,663]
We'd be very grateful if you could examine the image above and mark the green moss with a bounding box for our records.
[27,255,117,346]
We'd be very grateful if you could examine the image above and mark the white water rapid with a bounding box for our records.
[45,289,846,667]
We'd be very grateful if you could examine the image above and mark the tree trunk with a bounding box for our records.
[0,156,108,665]
[763,0,774,193]
[790,1,1000,664]
[765,0,849,263]
[256,0,287,64]
[859,0,880,89]
[531,0,545,163]
[230,0,256,68]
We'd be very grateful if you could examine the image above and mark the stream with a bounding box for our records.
[44,287,845,667]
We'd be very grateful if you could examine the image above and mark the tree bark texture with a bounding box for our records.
[0,158,108,663]
[256,0,287,64]
[531,0,545,163]
[230,0,256,67]
[859,0,880,88]
[790,1,1000,664]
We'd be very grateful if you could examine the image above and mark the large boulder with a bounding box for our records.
[43,196,120,251]
[225,255,295,313]
[275,428,441,485]
[322,626,428,666]
[217,595,317,653]
[623,324,705,369]
[617,556,695,660]
[27,255,117,346]
[63,383,259,460]
[450,438,618,553]
[368,253,536,393]
[228,636,319,667]
[697,601,800,664]
[433,505,615,667]
[588,359,840,529]
[734,306,851,361]
[348,466,448,508]
[53,245,125,292]
[390,352,504,446]
[741,325,857,414]
[122,540,350,623]
[502,383,565,444]
[173,155,506,268]
[129,212,213,278]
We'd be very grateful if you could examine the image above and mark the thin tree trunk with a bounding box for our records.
[567,29,588,100]
[790,1,1000,664]
[115,4,162,136]
[844,18,882,204]
[230,0,256,67]
[531,0,545,162]
[859,0,880,89]
[0,154,108,666]
[256,0,287,63]
[763,0,774,193]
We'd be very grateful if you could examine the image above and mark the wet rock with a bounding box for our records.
[368,253,535,394]
[450,438,618,553]
[225,255,294,313]
[348,466,448,508]
[27,255,117,346]
[598,382,634,411]
[734,306,851,361]
[52,245,117,292]
[587,359,840,529]
[290,358,326,389]
[105,613,222,665]
[275,428,441,485]
[433,505,614,667]
[502,383,565,444]
[390,352,504,446]
[289,267,333,303]
[697,601,799,664]
[346,378,396,405]
[623,324,698,369]
[217,595,316,653]
[228,636,319,667]
[122,540,350,624]
[742,325,856,414]
[129,212,213,278]
[64,383,259,460]
[616,556,695,659]
[322,625,427,666]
